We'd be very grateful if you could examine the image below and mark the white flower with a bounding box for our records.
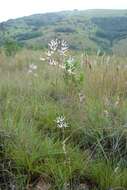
[56,116,65,123]
[58,49,67,56]
[59,40,68,55]
[48,39,58,51]
[48,39,68,56]
[40,57,46,61]
[47,51,54,57]
[59,65,66,69]
[48,59,58,66]
[29,64,37,70]
[55,116,68,128]
[28,69,33,74]
[28,64,37,75]
[61,40,68,49]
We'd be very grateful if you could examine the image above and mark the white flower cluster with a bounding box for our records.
[48,39,68,56]
[29,64,37,70]
[40,39,69,66]
[40,39,76,75]
[47,39,69,66]
[28,64,38,77]
[55,116,68,128]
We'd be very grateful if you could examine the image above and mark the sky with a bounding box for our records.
[0,0,127,22]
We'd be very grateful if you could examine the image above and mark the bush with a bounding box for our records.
[4,40,21,56]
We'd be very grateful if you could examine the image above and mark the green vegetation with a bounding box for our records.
[0,44,127,189]
[1,9,127,189]
[3,39,22,56]
[1,9,127,54]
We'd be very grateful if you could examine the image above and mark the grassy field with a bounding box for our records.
[0,47,127,190]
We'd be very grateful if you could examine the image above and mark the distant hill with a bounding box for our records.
[1,9,127,54]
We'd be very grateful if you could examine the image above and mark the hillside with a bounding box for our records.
[1,9,127,54]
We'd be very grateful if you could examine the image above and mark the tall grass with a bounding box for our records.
[0,49,127,189]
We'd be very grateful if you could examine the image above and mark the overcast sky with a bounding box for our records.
[0,0,127,22]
